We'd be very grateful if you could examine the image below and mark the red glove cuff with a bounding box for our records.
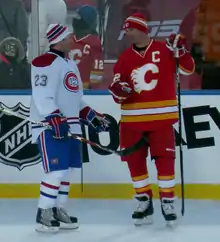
[108,81,132,103]
[80,106,91,120]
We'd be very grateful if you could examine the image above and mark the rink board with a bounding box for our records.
[0,92,220,199]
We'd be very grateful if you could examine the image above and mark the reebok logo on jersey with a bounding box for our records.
[64,72,79,93]
[166,148,175,152]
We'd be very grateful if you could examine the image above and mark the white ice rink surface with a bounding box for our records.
[0,199,220,242]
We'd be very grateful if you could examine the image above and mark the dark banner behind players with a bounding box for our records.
[84,105,220,161]
[1,102,219,168]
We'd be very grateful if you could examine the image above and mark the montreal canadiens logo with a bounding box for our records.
[64,72,79,92]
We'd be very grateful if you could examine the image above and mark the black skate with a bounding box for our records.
[132,194,154,226]
[161,198,177,227]
[36,208,60,233]
[53,207,79,230]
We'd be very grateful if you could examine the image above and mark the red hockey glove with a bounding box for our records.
[45,110,69,139]
[108,81,132,103]
[80,106,110,133]
[166,34,187,58]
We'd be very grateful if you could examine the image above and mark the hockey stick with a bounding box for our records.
[175,57,185,216]
[0,107,146,157]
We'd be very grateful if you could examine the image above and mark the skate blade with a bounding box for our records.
[166,219,178,229]
[35,224,59,233]
[59,222,79,230]
[134,215,153,226]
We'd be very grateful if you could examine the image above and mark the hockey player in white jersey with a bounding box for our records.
[30,23,109,233]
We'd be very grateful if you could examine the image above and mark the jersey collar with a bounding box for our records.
[49,48,65,58]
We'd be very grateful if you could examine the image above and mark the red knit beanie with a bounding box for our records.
[118,13,149,40]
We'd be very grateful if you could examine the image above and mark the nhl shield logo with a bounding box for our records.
[0,102,41,170]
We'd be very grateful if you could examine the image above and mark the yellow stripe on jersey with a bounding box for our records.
[90,70,103,83]
[121,100,177,110]
[121,113,178,122]
[179,63,195,74]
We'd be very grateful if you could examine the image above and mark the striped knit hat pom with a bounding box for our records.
[46,24,72,46]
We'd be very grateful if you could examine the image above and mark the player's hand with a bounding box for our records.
[166,34,187,58]
[80,107,110,133]
[45,110,69,139]
[108,81,132,103]
[90,110,110,133]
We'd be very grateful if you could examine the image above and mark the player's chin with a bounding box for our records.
[126,35,137,44]
[66,45,72,53]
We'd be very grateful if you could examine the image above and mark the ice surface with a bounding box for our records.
[0,199,219,242]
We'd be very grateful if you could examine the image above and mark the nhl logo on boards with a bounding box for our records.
[0,102,41,171]
[64,72,79,93]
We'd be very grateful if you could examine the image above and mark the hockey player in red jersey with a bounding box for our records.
[69,5,104,89]
[109,13,195,226]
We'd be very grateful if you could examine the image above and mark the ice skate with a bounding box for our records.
[161,198,177,228]
[53,207,79,229]
[35,208,60,233]
[132,194,154,226]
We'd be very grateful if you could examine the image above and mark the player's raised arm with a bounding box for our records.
[166,34,195,75]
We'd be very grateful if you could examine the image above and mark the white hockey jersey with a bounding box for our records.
[30,49,87,143]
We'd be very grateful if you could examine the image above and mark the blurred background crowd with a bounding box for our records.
[0,0,219,90]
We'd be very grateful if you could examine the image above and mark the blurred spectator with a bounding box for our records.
[191,43,220,89]
[0,0,28,52]
[38,0,67,54]
[65,0,96,9]
[70,5,104,89]
[0,37,30,89]
[181,0,220,89]
[26,0,67,62]
[104,0,151,59]
[122,0,151,20]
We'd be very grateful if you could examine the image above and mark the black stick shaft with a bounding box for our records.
[176,58,185,216]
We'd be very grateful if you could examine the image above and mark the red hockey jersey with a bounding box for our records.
[112,39,195,131]
[69,34,104,89]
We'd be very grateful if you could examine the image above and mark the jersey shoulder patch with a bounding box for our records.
[32,53,58,67]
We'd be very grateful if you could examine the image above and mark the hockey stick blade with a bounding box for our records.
[73,135,125,156]
[0,107,144,156]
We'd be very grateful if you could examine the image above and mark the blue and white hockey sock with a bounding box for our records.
[56,169,72,208]
[56,181,70,208]
[38,171,65,209]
